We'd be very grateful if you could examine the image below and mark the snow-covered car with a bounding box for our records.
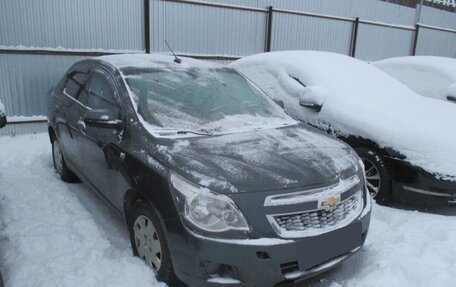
[373,56,456,103]
[231,51,456,206]
[0,100,6,129]
[47,54,371,286]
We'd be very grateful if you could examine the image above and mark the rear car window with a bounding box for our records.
[64,72,89,100]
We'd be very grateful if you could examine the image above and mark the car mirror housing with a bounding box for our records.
[299,98,323,112]
[83,109,123,130]
[298,86,326,112]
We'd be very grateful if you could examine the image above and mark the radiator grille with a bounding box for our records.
[268,191,363,238]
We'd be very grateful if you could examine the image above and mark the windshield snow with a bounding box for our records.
[122,67,290,133]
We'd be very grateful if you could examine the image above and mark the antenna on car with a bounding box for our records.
[164,40,182,64]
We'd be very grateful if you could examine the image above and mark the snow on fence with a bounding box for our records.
[0,0,455,135]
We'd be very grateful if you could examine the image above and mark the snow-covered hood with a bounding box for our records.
[152,124,360,194]
[231,51,456,181]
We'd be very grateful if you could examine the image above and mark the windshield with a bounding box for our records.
[122,67,290,133]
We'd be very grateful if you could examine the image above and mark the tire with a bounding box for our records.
[51,137,78,182]
[355,147,392,204]
[128,200,178,285]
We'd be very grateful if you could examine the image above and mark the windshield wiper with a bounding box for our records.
[177,129,215,136]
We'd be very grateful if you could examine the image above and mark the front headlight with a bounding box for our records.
[170,171,250,237]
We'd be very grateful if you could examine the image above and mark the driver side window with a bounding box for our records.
[87,72,120,117]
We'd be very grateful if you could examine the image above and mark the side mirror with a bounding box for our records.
[83,109,123,130]
[299,98,322,112]
[0,115,7,129]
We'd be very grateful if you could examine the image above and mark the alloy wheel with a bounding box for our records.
[362,158,381,197]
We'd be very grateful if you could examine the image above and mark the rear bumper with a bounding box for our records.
[167,204,371,287]
[387,158,456,206]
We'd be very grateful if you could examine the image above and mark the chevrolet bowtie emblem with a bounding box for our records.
[321,196,340,208]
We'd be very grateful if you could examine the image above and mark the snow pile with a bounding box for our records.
[231,51,456,180]
[0,135,165,287]
[2,134,456,287]
[374,56,456,101]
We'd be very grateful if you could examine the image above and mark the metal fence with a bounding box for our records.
[0,0,455,136]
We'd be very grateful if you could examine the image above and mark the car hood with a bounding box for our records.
[150,124,360,194]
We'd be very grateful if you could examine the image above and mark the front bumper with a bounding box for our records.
[167,204,371,287]
[387,158,456,206]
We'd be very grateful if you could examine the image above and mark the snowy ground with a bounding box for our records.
[0,133,455,287]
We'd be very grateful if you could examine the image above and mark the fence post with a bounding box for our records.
[350,17,359,57]
[265,6,273,52]
[144,0,151,53]
[412,24,420,56]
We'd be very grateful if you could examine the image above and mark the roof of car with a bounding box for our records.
[97,53,224,70]
[374,56,456,80]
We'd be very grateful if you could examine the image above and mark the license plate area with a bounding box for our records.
[296,222,362,270]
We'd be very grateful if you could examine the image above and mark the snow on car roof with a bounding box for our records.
[231,51,456,180]
[98,53,223,70]
[373,56,456,101]
[374,56,456,81]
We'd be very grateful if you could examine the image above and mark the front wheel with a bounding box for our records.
[128,200,178,284]
[355,148,392,204]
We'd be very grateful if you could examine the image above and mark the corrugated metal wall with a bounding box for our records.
[154,0,419,59]
[0,0,455,132]
[416,28,456,57]
[151,0,267,56]
[194,0,416,24]
[355,25,415,61]
[0,121,47,137]
[416,6,456,57]
[0,54,88,116]
[420,5,456,28]
[271,13,353,55]
[0,0,144,50]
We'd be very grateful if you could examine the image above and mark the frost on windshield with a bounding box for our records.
[122,67,290,133]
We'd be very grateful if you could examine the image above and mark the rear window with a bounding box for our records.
[64,72,89,99]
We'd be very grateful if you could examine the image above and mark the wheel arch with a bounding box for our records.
[123,188,145,223]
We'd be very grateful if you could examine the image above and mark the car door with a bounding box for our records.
[58,70,90,170]
[79,68,126,207]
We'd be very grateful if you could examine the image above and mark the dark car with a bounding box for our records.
[0,100,6,129]
[47,54,371,286]
[231,51,456,206]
